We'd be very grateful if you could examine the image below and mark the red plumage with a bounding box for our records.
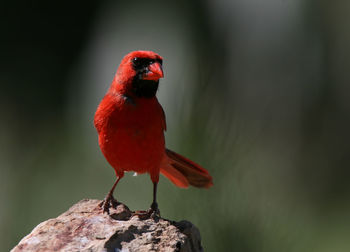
[94,50,212,213]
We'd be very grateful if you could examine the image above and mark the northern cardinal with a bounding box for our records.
[94,50,213,215]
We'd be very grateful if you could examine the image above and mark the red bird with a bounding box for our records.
[94,51,213,215]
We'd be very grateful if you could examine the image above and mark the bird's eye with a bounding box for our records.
[132,57,148,67]
[132,57,155,70]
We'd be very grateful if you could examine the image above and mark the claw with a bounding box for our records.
[99,195,119,214]
[132,204,160,220]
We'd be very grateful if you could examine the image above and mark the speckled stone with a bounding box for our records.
[11,199,203,252]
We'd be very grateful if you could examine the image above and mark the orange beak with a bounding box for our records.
[143,62,164,81]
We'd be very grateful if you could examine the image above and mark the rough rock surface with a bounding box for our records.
[11,199,203,252]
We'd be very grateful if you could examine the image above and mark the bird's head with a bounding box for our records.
[111,50,164,98]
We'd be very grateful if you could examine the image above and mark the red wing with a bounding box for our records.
[161,106,167,131]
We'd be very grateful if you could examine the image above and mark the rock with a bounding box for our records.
[11,199,203,252]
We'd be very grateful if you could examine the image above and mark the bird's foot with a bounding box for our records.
[98,194,119,214]
[132,202,160,220]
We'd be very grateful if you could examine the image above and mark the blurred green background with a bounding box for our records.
[1,0,350,251]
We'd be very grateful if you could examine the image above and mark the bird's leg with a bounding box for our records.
[132,181,160,220]
[150,181,159,214]
[99,176,122,214]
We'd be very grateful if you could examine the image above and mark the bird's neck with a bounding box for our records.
[131,78,159,98]
[109,78,159,99]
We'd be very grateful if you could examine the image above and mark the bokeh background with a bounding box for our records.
[1,0,350,251]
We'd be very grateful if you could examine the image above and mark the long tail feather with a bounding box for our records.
[160,149,213,188]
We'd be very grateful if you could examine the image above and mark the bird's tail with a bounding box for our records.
[160,148,213,188]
